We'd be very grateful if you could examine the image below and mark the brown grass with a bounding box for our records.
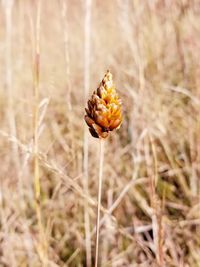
[0,1,200,266]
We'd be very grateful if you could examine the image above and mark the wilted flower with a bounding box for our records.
[85,70,122,138]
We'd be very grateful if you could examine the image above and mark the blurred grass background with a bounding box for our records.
[0,0,200,266]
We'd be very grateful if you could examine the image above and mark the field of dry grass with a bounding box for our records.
[0,0,200,266]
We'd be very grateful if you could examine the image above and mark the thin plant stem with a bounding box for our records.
[95,139,104,267]
[32,1,47,266]
[149,134,164,267]
[4,0,20,175]
[60,0,71,110]
[83,0,92,266]
[34,0,41,213]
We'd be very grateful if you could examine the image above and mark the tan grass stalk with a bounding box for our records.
[95,139,104,267]
[32,1,47,265]
[83,0,92,266]
[3,0,20,175]
[60,0,71,110]
[149,134,164,267]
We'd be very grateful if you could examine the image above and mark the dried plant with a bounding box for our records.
[32,1,48,265]
[85,70,122,139]
[85,70,122,267]
[1,2,200,266]
[83,0,92,266]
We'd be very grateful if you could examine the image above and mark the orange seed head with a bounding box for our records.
[85,70,122,138]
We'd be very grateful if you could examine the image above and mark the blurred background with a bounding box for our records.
[0,0,200,266]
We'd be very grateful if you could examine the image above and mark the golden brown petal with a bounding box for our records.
[109,118,122,130]
[85,115,95,128]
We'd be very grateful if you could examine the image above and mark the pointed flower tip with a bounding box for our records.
[84,70,123,138]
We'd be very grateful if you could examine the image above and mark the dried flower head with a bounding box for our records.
[85,70,122,138]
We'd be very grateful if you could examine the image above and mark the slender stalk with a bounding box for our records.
[34,0,41,211]
[95,139,104,267]
[83,0,92,266]
[60,0,71,110]
[4,0,20,174]
[32,1,47,266]
[149,134,164,267]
